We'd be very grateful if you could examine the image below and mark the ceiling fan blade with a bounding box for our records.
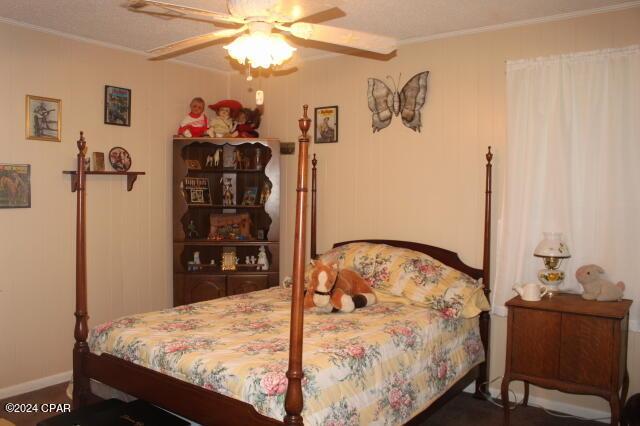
[227,0,341,23]
[148,27,247,60]
[128,0,244,24]
[287,22,396,54]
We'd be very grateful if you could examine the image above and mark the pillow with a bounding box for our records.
[319,242,490,319]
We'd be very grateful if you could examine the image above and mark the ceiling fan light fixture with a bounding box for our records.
[224,32,295,69]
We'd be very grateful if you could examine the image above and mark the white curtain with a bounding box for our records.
[494,45,640,331]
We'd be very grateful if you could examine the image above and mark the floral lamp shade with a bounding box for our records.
[533,232,571,291]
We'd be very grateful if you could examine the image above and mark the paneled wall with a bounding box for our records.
[0,21,227,390]
[229,6,640,417]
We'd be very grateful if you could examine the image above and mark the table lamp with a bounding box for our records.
[534,232,571,292]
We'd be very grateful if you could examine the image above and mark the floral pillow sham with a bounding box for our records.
[318,242,489,319]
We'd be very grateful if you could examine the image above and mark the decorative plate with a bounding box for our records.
[108,147,132,172]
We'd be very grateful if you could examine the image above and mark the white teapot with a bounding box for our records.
[513,282,549,301]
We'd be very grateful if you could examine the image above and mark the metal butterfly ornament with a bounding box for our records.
[367,71,429,133]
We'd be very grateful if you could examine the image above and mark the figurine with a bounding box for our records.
[214,149,221,167]
[193,251,201,264]
[210,259,215,266]
[255,147,262,170]
[187,220,199,239]
[245,256,251,265]
[259,182,271,205]
[221,177,234,206]
[250,255,257,265]
[177,97,214,138]
[235,107,262,138]
[209,100,242,137]
[257,246,269,271]
[205,154,214,168]
[233,149,243,169]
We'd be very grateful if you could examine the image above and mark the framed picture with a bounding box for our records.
[104,85,131,126]
[0,164,31,208]
[25,95,61,142]
[314,105,338,143]
[92,152,105,172]
[242,186,258,205]
[181,177,212,206]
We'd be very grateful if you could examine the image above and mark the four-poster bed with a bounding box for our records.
[71,105,493,425]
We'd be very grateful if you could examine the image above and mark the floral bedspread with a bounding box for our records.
[88,287,484,425]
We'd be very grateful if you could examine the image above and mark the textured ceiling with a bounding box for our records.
[0,0,636,72]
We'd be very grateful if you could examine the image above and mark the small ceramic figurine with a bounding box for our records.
[210,259,215,266]
[178,97,214,138]
[233,149,243,170]
[257,246,269,271]
[259,182,271,205]
[209,100,242,137]
[213,149,221,167]
[245,256,251,265]
[205,154,214,168]
[255,147,262,170]
[187,220,199,239]
[221,177,234,206]
[250,255,257,265]
[193,251,201,264]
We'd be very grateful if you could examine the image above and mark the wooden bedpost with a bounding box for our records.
[475,146,493,400]
[310,154,318,260]
[284,106,311,426]
[72,132,91,408]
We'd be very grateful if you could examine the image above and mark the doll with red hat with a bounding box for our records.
[209,99,242,137]
[177,97,214,138]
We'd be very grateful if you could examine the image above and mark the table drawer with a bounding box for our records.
[227,274,269,295]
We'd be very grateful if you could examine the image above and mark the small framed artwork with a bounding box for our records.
[314,106,338,143]
[104,85,131,126]
[92,152,105,171]
[108,147,132,171]
[181,177,212,206]
[26,95,61,142]
[241,186,258,205]
[0,164,31,208]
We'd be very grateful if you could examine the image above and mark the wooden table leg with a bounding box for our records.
[621,369,629,405]
[501,376,511,426]
[522,381,530,407]
[610,394,621,426]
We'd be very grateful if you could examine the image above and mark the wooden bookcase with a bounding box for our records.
[172,137,280,306]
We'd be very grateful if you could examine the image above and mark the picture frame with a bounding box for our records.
[182,177,212,206]
[108,147,132,171]
[0,164,31,208]
[185,159,201,170]
[25,95,61,142]
[104,85,131,126]
[241,186,258,205]
[92,152,106,172]
[314,105,338,143]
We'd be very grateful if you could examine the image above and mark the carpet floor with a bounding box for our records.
[1,382,604,426]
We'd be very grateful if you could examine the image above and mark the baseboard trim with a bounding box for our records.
[463,384,610,423]
[0,371,71,399]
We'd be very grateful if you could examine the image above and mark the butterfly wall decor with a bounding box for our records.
[367,71,429,133]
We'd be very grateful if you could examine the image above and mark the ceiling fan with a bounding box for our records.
[128,0,397,66]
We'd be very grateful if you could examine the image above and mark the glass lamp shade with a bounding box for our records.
[224,33,295,69]
[534,232,570,291]
[533,232,570,258]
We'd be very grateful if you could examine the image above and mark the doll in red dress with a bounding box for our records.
[235,107,263,138]
[177,97,213,138]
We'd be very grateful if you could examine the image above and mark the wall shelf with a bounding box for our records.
[63,171,146,192]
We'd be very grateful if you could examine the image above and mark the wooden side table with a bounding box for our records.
[501,294,632,426]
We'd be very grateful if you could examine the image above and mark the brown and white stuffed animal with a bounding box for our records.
[575,264,625,302]
[304,260,377,313]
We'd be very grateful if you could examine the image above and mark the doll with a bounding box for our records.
[177,97,214,138]
[209,100,242,137]
[235,107,262,138]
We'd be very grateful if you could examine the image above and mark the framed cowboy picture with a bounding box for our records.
[314,106,338,143]
[26,95,61,142]
[104,85,131,126]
